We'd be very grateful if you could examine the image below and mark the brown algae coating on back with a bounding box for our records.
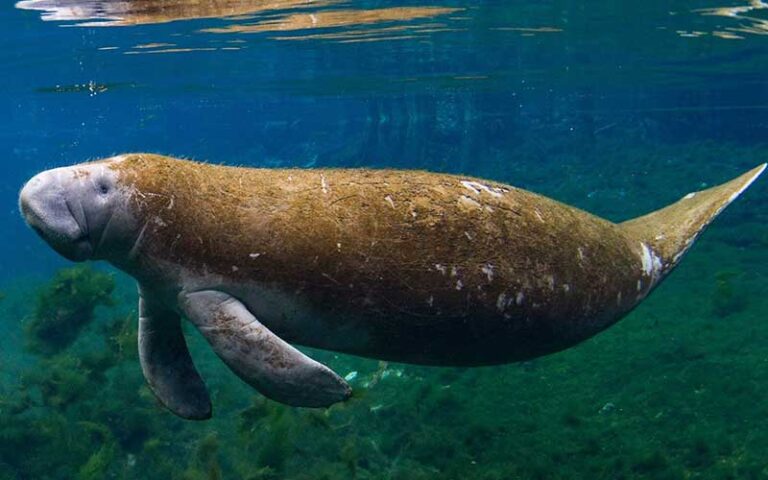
[112,154,643,364]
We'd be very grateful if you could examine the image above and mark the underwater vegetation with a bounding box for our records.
[1,141,768,479]
[711,270,748,319]
[25,265,115,355]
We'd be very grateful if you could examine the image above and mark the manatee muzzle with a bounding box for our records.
[19,170,93,261]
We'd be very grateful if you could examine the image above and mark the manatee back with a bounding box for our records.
[115,155,645,364]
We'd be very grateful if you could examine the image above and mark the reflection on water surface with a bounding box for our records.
[12,0,768,92]
[16,0,463,46]
[15,0,341,26]
[695,0,768,38]
[200,7,461,33]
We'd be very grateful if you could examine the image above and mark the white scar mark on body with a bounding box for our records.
[460,180,504,198]
[639,242,664,293]
[515,291,525,305]
[481,264,494,282]
[640,242,662,276]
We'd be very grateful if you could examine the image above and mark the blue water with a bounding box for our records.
[5,0,768,280]
[3,1,768,478]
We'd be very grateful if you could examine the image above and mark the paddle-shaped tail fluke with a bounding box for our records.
[620,163,766,276]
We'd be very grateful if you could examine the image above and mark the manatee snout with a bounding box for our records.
[19,169,93,261]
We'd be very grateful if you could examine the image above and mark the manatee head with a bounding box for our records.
[19,158,137,262]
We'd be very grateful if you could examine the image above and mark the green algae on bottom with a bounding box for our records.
[711,270,748,318]
[25,265,115,356]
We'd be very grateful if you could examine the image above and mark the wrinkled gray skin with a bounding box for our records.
[19,162,351,420]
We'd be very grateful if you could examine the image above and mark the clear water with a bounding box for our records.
[2,1,768,478]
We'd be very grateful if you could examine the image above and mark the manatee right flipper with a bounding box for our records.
[179,290,352,408]
[139,287,211,420]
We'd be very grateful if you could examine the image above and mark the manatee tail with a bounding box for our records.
[620,163,766,274]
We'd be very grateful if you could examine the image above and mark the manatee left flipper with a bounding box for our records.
[139,287,212,420]
[179,290,352,408]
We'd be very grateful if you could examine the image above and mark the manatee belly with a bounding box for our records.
[227,256,642,367]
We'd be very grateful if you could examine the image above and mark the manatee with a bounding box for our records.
[18,154,765,419]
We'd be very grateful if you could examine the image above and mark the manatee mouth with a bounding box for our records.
[24,208,93,262]
[63,195,96,255]
[72,232,94,254]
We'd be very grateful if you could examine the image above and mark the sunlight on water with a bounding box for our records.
[124,47,223,55]
[14,0,342,26]
[268,25,455,44]
[201,6,463,42]
[695,0,768,38]
[15,0,464,46]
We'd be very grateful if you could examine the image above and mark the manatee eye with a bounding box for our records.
[99,183,110,195]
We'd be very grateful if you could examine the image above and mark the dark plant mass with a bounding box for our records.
[26,266,115,355]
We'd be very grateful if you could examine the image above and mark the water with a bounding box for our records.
[3,0,768,478]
